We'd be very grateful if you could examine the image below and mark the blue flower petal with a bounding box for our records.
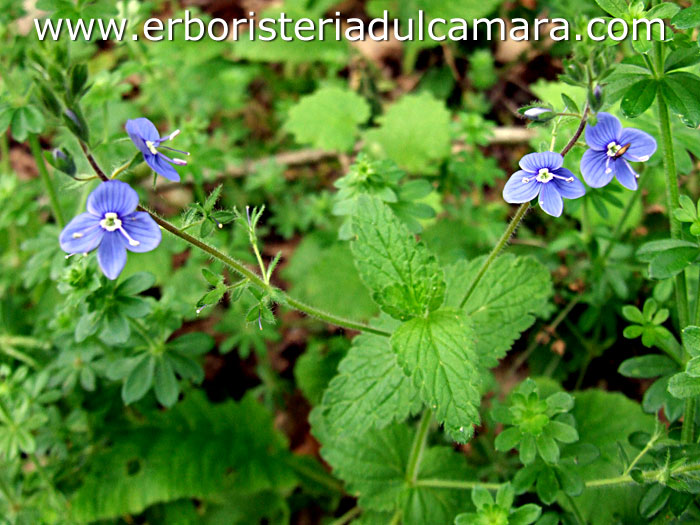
[614,159,639,190]
[59,213,104,254]
[538,182,563,217]
[126,118,160,157]
[121,212,162,253]
[552,168,586,199]
[585,112,622,151]
[519,151,563,173]
[87,180,139,217]
[619,128,657,162]
[580,149,614,188]
[144,152,181,182]
[97,232,127,280]
[503,170,542,203]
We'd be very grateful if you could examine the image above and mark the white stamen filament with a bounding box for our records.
[605,157,612,174]
[168,129,181,140]
[72,232,84,239]
[172,158,187,165]
[117,226,140,247]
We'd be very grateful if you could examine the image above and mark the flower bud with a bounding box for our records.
[45,148,77,177]
[521,106,555,122]
[63,108,89,143]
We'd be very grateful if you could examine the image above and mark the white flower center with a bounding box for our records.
[536,168,553,183]
[99,212,140,246]
[100,212,122,231]
[607,142,622,157]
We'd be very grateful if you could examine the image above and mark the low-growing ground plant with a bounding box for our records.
[2,0,700,524]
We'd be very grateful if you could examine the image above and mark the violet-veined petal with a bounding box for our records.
[87,180,139,217]
[503,170,542,203]
[585,112,622,151]
[538,183,564,217]
[120,212,162,253]
[97,232,128,280]
[619,128,657,162]
[552,168,586,199]
[580,149,614,188]
[614,159,639,190]
[59,213,104,254]
[519,151,563,173]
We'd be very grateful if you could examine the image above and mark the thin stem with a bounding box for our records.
[599,176,646,263]
[560,104,589,157]
[459,203,529,309]
[29,135,64,227]
[81,146,391,338]
[329,506,362,525]
[110,152,141,179]
[564,493,586,525]
[415,479,503,490]
[1,130,10,172]
[406,410,432,485]
[654,41,693,442]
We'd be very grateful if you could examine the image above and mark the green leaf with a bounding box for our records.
[285,86,370,152]
[561,391,656,525]
[167,333,214,356]
[594,0,628,18]
[153,358,179,407]
[668,372,700,399]
[71,393,295,522]
[313,416,471,523]
[672,4,700,29]
[648,246,699,279]
[548,421,579,444]
[320,323,422,436]
[122,355,155,405]
[351,195,445,320]
[620,79,657,119]
[391,309,481,442]
[495,427,522,451]
[116,272,155,296]
[665,47,700,73]
[683,326,700,357]
[10,105,45,142]
[660,73,700,128]
[364,93,451,174]
[618,355,678,378]
[536,434,560,464]
[444,254,553,367]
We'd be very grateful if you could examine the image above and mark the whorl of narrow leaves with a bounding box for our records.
[351,195,445,321]
[392,309,481,442]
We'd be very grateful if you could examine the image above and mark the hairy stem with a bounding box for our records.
[654,41,693,442]
[329,506,362,525]
[80,146,391,337]
[29,135,65,227]
[458,202,529,308]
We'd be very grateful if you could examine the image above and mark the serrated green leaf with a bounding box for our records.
[285,86,369,152]
[364,93,451,174]
[444,254,552,367]
[668,372,700,398]
[351,195,445,320]
[71,393,295,522]
[660,73,700,128]
[391,308,481,442]
[321,322,422,435]
[313,415,471,524]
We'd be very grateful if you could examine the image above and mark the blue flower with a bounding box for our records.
[580,112,656,190]
[59,181,161,280]
[126,118,189,182]
[503,151,586,217]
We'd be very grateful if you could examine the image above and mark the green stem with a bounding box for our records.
[599,175,645,263]
[459,203,529,309]
[329,506,362,525]
[406,410,432,485]
[654,41,693,442]
[80,146,391,338]
[564,493,586,525]
[415,479,503,490]
[110,152,141,179]
[29,134,64,227]
[1,130,10,172]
